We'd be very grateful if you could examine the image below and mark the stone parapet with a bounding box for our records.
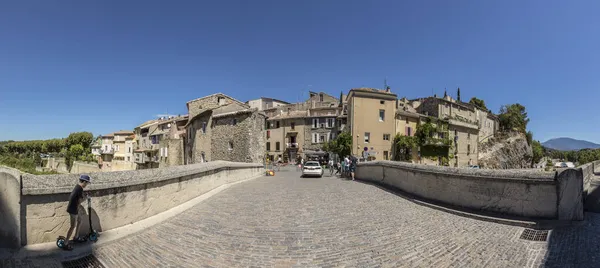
[356,161,584,221]
[1,161,262,248]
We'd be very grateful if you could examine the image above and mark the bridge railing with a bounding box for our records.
[0,161,262,248]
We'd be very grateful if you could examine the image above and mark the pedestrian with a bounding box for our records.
[335,161,341,175]
[328,159,334,176]
[63,174,91,250]
[350,155,358,180]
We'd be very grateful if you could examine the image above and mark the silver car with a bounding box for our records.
[302,161,323,178]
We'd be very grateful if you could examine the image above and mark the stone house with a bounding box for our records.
[347,87,398,160]
[412,96,480,167]
[96,131,136,171]
[133,115,188,169]
[262,91,342,163]
[185,97,266,164]
[247,97,290,111]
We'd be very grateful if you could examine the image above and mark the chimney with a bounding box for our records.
[386,86,391,93]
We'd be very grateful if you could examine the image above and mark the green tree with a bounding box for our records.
[65,132,94,151]
[468,97,487,111]
[323,132,352,159]
[498,103,530,133]
[531,140,543,166]
[392,134,416,161]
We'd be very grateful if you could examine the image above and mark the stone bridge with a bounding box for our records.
[1,161,599,267]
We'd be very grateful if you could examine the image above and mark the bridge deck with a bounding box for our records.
[3,167,600,267]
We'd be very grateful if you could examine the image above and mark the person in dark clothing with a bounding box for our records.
[64,174,91,249]
[349,156,358,180]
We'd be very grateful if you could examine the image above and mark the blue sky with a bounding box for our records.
[1,1,599,143]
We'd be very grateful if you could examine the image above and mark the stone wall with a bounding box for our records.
[356,161,584,221]
[0,167,21,249]
[581,160,600,200]
[187,94,237,120]
[11,161,262,246]
[70,161,101,174]
[186,113,212,164]
[211,112,265,163]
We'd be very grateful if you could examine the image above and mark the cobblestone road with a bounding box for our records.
[4,168,600,267]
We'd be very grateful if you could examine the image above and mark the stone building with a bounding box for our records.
[133,115,189,169]
[262,91,341,163]
[184,95,265,164]
[95,131,136,171]
[412,96,480,167]
[247,97,290,111]
[347,87,398,160]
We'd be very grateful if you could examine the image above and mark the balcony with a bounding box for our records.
[287,143,299,148]
[134,153,148,163]
[101,148,114,154]
[149,156,159,162]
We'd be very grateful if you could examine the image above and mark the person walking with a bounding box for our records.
[328,159,334,176]
[349,155,358,180]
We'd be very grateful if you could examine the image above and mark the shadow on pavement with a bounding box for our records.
[541,212,600,267]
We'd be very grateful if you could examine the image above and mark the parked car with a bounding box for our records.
[302,161,323,178]
[468,165,480,169]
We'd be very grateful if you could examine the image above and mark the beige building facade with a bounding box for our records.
[247,97,290,111]
[96,131,136,171]
[413,96,480,167]
[347,88,397,160]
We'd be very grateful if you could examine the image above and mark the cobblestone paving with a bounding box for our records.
[3,168,600,267]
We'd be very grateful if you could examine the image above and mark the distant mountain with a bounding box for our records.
[542,137,600,151]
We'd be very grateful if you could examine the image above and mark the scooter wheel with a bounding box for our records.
[89,231,98,242]
[56,238,65,248]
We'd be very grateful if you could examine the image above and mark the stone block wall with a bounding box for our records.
[581,160,600,200]
[71,161,101,174]
[356,161,584,221]
[0,167,21,249]
[187,113,212,164]
[13,161,262,246]
[187,94,240,120]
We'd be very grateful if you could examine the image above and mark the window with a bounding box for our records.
[127,156,130,161]
[364,132,370,143]
[291,122,295,130]
[233,118,237,125]
[276,121,280,128]
[313,133,318,143]
[267,130,270,139]
[128,147,131,153]
[276,142,280,151]
[228,141,233,151]
[467,144,471,155]
[383,134,390,141]
[266,142,271,151]
[327,118,334,128]
[319,94,323,102]
[383,151,389,160]
[164,148,168,157]
[379,110,385,121]
[380,100,385,104]
[320,135,325,143]
[312,118,318,128]
[407,127,412,136]
[202,122,207,133]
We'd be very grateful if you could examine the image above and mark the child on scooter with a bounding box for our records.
[63,174,91,250]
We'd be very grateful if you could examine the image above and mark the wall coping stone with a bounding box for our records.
[0,166,22,179]
[358,161,556,183]
[21,161,261,195]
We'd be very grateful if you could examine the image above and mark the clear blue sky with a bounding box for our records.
[1,1,599,143]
